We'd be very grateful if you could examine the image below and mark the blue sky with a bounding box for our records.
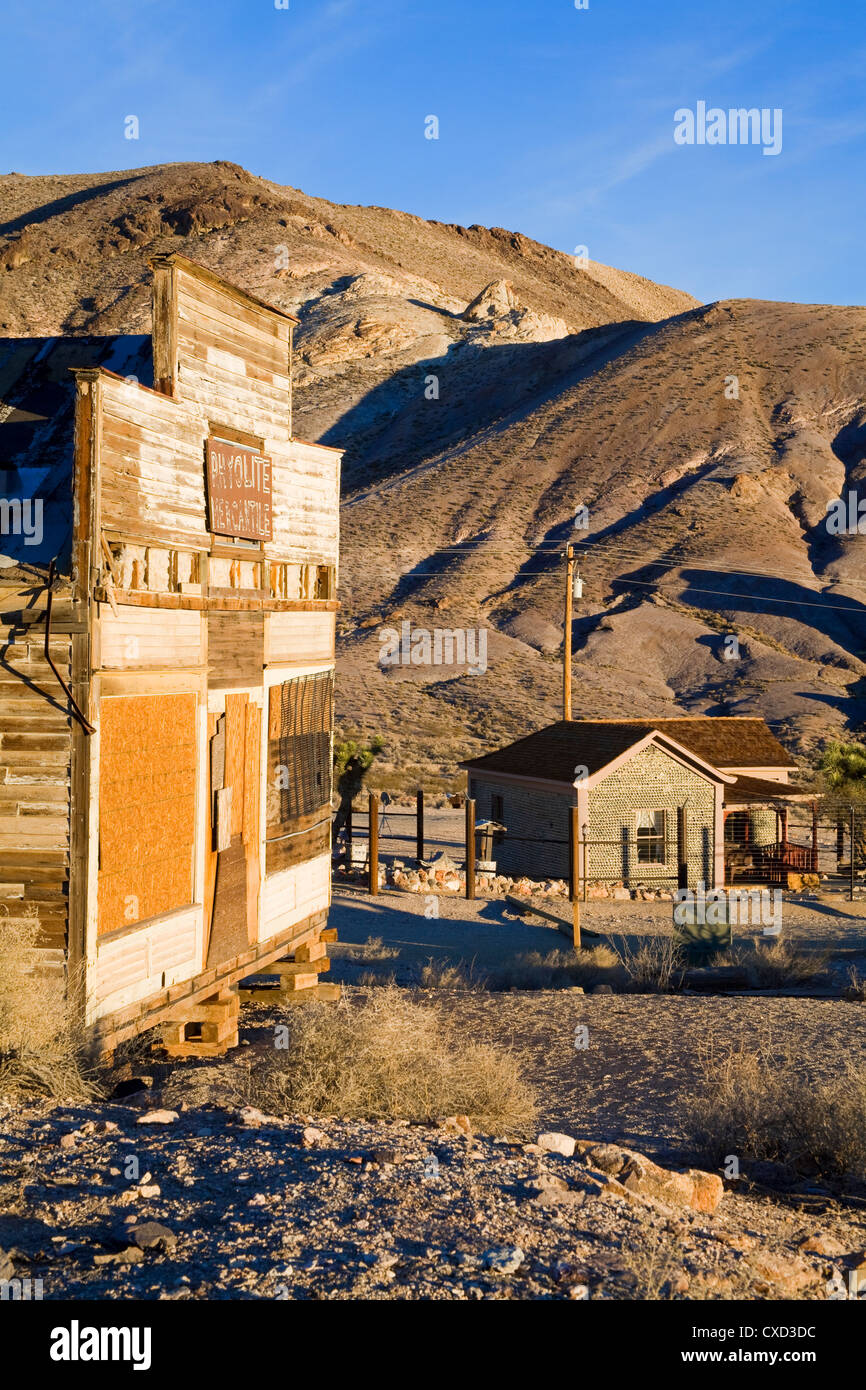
[2,0,864,306]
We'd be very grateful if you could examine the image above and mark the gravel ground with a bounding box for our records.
[1,1087,864,1303]
[2,881,864,1304]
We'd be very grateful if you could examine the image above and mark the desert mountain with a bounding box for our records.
[1,161,863,787]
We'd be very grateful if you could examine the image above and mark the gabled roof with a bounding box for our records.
[461,716,796,787]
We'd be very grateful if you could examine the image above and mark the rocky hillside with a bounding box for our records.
[2,161,864,784]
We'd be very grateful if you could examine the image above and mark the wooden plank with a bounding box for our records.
[208,611,264,689]
[152,260,178,396]
[224,695,246,837]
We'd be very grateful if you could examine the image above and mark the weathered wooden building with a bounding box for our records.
[463,717,813,889]
[0,253,342,1055]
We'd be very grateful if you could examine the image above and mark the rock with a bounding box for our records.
[441,1115,473,1139]
[463,279,521,322]
[239,1106,269,1128]
[586,1143,625,1174]
[798,1232,846,1257]
[0,1248,14,1281]
[618,1152,724,1213]
[137,1183,161,1199]
[128,1221,177,1252]
[592,983,614,995]
[369,1147,398,1167]
[94,1247,144,1267]
[136,1109,179,1126]
[611,887,631,901]
[524,1174,584,1208]
[537,1131,576,1158]
[59,1132,78,1150]
[483,1245,524,1275]
[301,1126,325,1148]
[747,1251,818,1294]
[714,1231,756,1252]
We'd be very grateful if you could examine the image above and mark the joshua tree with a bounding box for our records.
[332,736,384,842]
[820,741,866,865]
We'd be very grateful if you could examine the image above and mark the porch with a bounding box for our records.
[723,774,818,886]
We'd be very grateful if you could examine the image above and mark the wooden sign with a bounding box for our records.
[205,437,273,542]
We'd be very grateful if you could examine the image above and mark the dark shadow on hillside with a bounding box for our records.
[336,318,662,499]
[0,175,147,237]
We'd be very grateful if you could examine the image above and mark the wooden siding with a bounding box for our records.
[91,905,200,1019]
[99,374,209,550]
[175,265,292,444]
[266,438,340,568]
[266,610,335,664]
[0,589,73,963]
[208,611,264,688]
[97,604,204,670]
[259,852,331,943]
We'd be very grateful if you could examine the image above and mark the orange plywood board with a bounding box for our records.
[97,694,198,936]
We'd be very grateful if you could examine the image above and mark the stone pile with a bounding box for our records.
[335,854,674,902]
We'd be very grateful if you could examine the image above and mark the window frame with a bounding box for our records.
[635,808,667,864]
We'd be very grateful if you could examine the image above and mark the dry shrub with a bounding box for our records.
[618,937,684,993]
[843,966,866,1002]
[0,911,97,1100]
[345,935,399,963]
[619,1228,683,1299]
[419,957,486,990]
[250,984,536,1135]
[732,939,827,988]
[487,944,621,992]
[683,1040,866,1181]
[357,967,398,988]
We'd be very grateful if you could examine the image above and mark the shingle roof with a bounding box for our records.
[461,717,797,784]
[724,773,813,804]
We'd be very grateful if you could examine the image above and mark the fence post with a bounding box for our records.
[851,806,856,904]
[369,792,379,896]
[416,787,424,864]
[810,800,818,874]
[346,803,353,864]
[569,807,581,951]
[465,797,476,900]
[677,806,688,890]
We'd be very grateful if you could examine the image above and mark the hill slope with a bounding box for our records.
[1,161,863,784]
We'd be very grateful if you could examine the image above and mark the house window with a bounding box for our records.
[636,809,666,863]
[265,671,334,873]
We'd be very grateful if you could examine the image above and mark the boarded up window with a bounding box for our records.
[265,672,333,873]
[98,694,197,935]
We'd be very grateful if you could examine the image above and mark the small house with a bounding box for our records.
[462,717,815,890]
[0,254,342,1057]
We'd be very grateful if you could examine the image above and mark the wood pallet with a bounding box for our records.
[158,985,240,1058]
[238,926,340,1005]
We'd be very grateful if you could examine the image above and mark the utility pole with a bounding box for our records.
[564,543,575,720]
